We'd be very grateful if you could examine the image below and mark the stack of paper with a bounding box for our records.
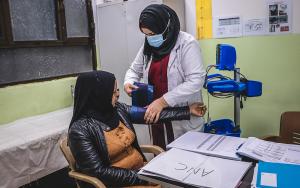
[236,137,300,164]
[139,148,252,188]
[167,131,246,160]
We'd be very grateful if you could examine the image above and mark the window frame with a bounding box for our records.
[0,0,96,87]
[0,2,6,45]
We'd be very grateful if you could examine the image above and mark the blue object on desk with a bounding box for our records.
[204,119,241,137]
[256,161,300,188]
[131,82,153,107]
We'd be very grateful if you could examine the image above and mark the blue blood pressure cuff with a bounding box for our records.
[130,106,146,124]
[131,82,153,107]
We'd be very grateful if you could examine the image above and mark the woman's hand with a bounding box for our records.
[144,97,168,124]
[124,83,138,96]
[189,103,207,117]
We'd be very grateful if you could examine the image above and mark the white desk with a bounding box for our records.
[0,107,72,188]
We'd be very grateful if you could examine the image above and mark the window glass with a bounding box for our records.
[0,46,93,85]
[0,0,95,86]
[9,0,57,41]
[64,0,89,37]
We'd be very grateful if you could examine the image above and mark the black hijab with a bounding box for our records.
[139,4,180,62]
[69,71,119,129]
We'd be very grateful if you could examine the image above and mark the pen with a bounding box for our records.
[237,143,244,150]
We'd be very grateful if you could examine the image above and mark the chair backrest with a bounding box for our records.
[279,111,300,145]
[59,137,107,188]
[59,137,76,171]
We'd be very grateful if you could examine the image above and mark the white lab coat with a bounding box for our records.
[124,31,206,138]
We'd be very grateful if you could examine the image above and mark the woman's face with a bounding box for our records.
[111,80,120,107]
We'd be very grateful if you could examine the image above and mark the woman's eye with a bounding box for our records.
[145,33,155,36]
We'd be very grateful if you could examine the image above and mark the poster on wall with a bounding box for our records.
[267,0,292,34]
[244,19,267,36]
[213,16,242,38]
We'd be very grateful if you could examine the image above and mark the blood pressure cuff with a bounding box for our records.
[131,82,153,107]
[130,106,146,124]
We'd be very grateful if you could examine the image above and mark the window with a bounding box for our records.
[0,0,96,86]
[64,0,89,37]
[9,0,58,41]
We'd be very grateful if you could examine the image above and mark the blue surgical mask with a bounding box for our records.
[146,19,170,48]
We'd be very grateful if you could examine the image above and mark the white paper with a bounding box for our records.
[167,131,246,160]
[261,172,277,187]
[251,164,258,188]
[267,0,292,34]
[213,16,242,38]
[244,19,267,36]
[237,137,300,164]
[140,148,251,188]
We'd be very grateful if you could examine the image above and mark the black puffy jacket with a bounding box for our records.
[68,102,190,187]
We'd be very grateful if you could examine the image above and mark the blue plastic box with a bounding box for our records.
[246,80,262,97]
[216,44,236,71]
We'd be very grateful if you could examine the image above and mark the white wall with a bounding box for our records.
[185,0,197,36]
[184,0,300,37]
[96,0,122,4]
[212,0,300,33]
[163,0,186,31]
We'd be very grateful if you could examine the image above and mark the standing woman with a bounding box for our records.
[124,4,206,149]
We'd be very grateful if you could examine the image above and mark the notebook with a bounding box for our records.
[139,148,252,188]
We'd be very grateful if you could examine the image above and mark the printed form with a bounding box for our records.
[167,131,246,160]
[237,137,300,164]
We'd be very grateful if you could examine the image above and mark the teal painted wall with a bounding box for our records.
[200,34,300,137]
[0,46,100,126]
[0,78,76,125]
